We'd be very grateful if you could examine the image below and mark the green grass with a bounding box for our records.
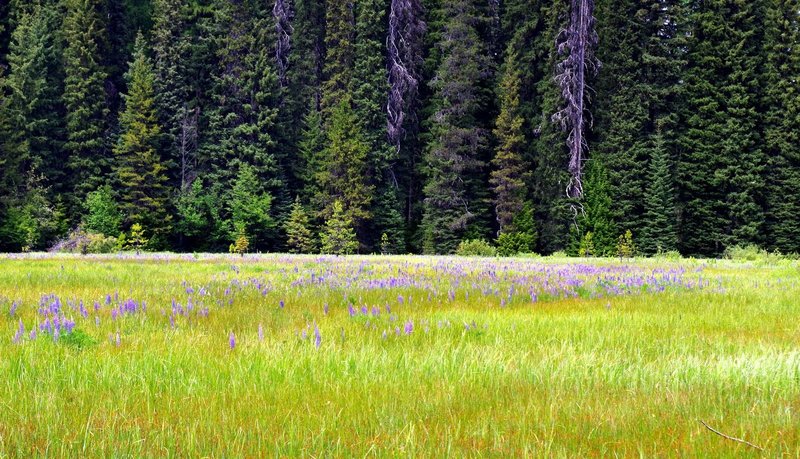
[0,254,798,457]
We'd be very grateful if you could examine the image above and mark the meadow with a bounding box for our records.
[0,253,798,457]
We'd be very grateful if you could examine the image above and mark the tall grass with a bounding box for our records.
[0,254,797,456]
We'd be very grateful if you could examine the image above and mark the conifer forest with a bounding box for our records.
[1,0,799,256]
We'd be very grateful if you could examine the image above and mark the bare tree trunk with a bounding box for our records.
[553,0,599,200]
[273,0,293,87]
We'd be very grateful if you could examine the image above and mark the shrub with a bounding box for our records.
[49,227,117,254]
[125,223,149,253]
[230,229,250,256]
[83,185,122,236]
[723,244,781,263]
[616,230,637,258]
[497,232,536,257]
[456,239,497,257]
[578,232,595,257]
[653,248,682,261]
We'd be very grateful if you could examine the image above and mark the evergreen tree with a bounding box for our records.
[490,49,529,235]
[762,0,800,254]
[228,163,275,250]
[421,0,493,254]
[174,178,216,250]
[320,199,359,255]
[316,97,374,237]
[321,0,355,112]
[285,197,316,253]
[62,0,109,219]
[640,128,677,254]
[114,33,171,242]
[297,104,326,207]
[678,0,768,255]
[573,159,615,256]
[353,0,404,251]
[200,0,284,247]
[151,0,196,189]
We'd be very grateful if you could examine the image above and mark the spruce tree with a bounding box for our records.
[321,0,355,112]
[678,0,768,255]
[228,163,275,250]
[113,33,171,243]
[320,199,359,255]
[640,128,677,254]
[285,197,316,253]
[62,0,109,219]
[151,0,196,189]
[353,0,404,252]
[316,97,374,236]
[762,0,800,254]
[421,0,493,254]
[490,49,529,235]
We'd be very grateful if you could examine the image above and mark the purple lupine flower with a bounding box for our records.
[397,295,404,304]
[395,327,401,336]
[258,324,264,341]
[29,330,36,340]
[323,304,329,315]
[314,325,321,348]
[12,320,24,344]
[404,320,413,335]
[385,305,391,314]
[360,305,368,315]
[348,304,356,317]
[9,301,18,317]
[371,306,379,317]
[111,308,118,321]
[105,294,112,305]
[229,332,236,350]
[95,316,100,327]
[279,300,285,309]
[115,332,121,347]
[94,301,100,312]
[169,315,176,329]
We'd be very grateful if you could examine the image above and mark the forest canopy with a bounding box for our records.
[0,0,798,256]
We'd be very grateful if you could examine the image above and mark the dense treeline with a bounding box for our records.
[0,0,798,256]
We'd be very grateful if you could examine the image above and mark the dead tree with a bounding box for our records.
[386,0,425,150]
[273,0,293,87]
[553,0,599,201]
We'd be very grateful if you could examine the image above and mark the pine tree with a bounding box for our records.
[640,128,677,254]
[320,199,359,255]
[316,97,374,236]
[573,159,615,256]
[353,0,403,252]
[592,0,686,240]
[762,0,800,254]
[62,0,109,219]
[297,104,326,207]
[321,0,355,112]
[285,197,316,253]
[678,0,768,255]
[490,49,529,235]
[528,0,573,254]
[114,33,171,243]
[228,163,275,250]
[200,0,284,247]
[83,184,122,236]
[421,0,493,254]
[151,0,196,190]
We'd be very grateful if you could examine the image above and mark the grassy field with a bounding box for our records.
[0,254,798,457]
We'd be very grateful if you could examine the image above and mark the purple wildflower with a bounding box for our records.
[229,332,236,350]
[9,301,18,317]
[314,325,321,348]
[279,300,285,309]
[348,304,356,317]
[404,320,414,335]
[258,324,264,341]
[115,332,121,347]
[323,303,329,315]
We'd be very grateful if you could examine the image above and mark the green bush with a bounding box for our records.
[723,244,781,263]
[653,249,682,260]
[49,227,117,254]
[497,232,536,257]
[456,239,497,257]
